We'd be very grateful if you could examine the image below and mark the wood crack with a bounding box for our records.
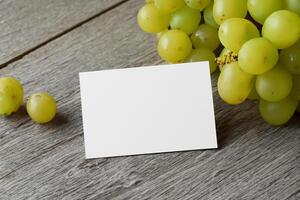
[0,0,130,69]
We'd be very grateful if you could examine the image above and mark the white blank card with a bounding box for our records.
[79,62,217,159]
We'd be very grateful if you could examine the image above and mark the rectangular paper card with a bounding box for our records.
[79,62,217,159]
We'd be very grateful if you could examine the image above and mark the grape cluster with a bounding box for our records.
[137,0,300,126]
[0,77,57,124]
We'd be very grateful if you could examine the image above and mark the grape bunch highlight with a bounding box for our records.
[137,0,300,126]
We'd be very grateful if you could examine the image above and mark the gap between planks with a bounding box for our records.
[0,0,130,70]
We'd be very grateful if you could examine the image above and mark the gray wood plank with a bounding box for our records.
[0,0,299,199]
[0,0,126,67]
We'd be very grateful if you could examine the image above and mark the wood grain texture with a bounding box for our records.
[0,0,299,199]
[0,0,126,67]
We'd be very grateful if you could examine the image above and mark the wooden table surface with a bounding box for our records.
[0,1,299,199]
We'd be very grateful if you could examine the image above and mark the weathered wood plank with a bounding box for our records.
[0,0,299,199]
[0,0,126,67]
[1,123,299,200]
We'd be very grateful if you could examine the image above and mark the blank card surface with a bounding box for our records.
[79,62,217,159]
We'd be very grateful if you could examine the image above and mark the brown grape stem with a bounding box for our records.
[215,51,238,70]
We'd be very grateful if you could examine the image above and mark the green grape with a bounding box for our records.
[259,96,298,126]
[248,78,259,100]
[185,48,217,73]
[213,0,247,25]
[146,0,154,3]
[218,62,254,105]
[204,2,219,29]
[218,18,260,53]
[239,38,279,75]
[26,92,57,123]
[170,6,201,35]
[185,0,211,11]
[291,75,300,100]
[262,10,300,49]
[283,0,300,16]
[279,42,300,75]
[137,4,170,33]
[158,30,192,63]
[256,65,293,102]
[0,77,23,108]
[191,24,220,51]
[0,94,18,116]
[247,0,283,24]
[0,77,23,116]
[154,0,184,13]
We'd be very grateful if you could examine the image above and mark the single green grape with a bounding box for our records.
[239,38,279,75]
[248,78,259,100]
[146,0,154,3]
[185,48,217,73]
[256,65,293,102]
[213,0,247,25]
[0,94,18,116]
[283,0,300,16]
[279,42,300,75]
[26,92,57,123]
[191,24,220,51]
[0,77,24,108]
[170,6,201,35]
[291,75,300,100]
[203,1,219,29]
[247,0,283,24]
[262,10,300,49]
[218,62,254,105]
[184,0,211,11]
[0,77,23,116]
[154,0,184,13]
[158,30,192,63]
[137,4,170,33]
[218,18,259,53]
[259,96,298,126]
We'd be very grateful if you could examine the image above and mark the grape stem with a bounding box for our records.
[216,51,238,70]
